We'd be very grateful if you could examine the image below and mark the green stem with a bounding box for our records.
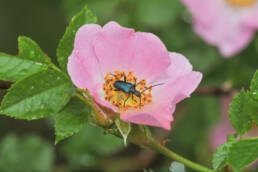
[148,138,214,172]
[76,89,214,172]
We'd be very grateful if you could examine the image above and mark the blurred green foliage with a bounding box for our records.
[0,0,257,171]
[60,124,123,171]
[168,97,220,172]
[0,134,54,172]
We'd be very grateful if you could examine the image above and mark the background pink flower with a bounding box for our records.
[68,21,202,130]
[181,0,258,57]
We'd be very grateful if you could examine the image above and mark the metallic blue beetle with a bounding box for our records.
[113,74,141,107]
[112,74,163,108]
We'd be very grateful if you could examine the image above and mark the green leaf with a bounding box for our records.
[0,134,54,172]
[169,161,185,172]
[228,137,258,171]
[0,53,47,82]
[61,124,123,168]
[0,70,75,120]
[55,97,91,144]
[229,89,252,136]
[226,133,238,142]
[57,5,97,71]
[247,91,258,125]
[250,70,258,93]
[18,36,51,64]
[248,71,258,124]
[212,141,235,171]
[115,118,131,145]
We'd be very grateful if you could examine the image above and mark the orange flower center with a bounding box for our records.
[103,71,153,111]
[225,0,257,7]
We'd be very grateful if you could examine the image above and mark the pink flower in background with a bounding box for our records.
[181,0,258,57]
[68,21,202,130]
[210,96,258,149]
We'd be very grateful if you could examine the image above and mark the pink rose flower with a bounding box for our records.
[181,0,258,57]
[67,21,202,130]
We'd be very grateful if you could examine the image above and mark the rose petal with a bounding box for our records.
[68,24,103,91]
[121,104,175,130]
[93,22,170,82]
[242,9,258,29]
[194,16,254,57]
[127,32,171,82]
[93,21,135,74]
[155,52,193,83]
[182,0,221,23]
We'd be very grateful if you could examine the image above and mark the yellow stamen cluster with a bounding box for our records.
[225,0,256,7]
[103,71,152,111]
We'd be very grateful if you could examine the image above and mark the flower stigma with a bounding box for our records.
[103,71,153,111]
[225,0,257,7]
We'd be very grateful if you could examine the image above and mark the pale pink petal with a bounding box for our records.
[155,52,193,83]
[127,32,170,82]
[152,71,202,106]
[68,53,92,89]
[181,0,221,24]
[167,52,192,75]
[93,21,135,75]
[93,22,170,82]
[121,104,175,130]
[242,9,258,29]
[218,29,254,57]
[68,24,102,91]
[194,12,254,57]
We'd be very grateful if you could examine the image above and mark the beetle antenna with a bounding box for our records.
[110,73,116,76]
[141,83,164,93]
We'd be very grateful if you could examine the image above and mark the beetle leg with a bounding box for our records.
[132,94,137,103]
[124,93,130,107]
[123,74,127,82]
[139,96,141,109]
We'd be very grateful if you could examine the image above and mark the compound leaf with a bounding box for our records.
[248,71,258,124]
[212,141,235,171]
[18,36,51,63]
[55,97,91,144]
[228,138,258,171]
[0,70,75,120]
[0,53,47,82]
[229,89,252,136]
